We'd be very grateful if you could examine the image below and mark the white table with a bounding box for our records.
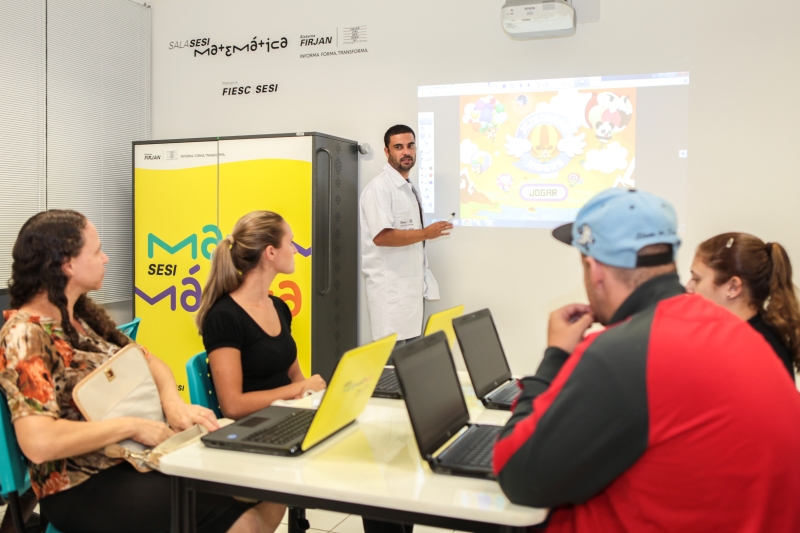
[161,373,547,533]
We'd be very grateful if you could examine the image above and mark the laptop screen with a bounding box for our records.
[423,304,464,348]
[302,334,396,450]
[393,332,470,458]
[453,309,513,399]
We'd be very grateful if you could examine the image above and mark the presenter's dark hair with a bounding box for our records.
[8,210,130,351]
[384,124,415,147]
[696,232,800,369]
[196,211,285,333]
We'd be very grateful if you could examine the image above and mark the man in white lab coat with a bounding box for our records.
[360,124,453,344]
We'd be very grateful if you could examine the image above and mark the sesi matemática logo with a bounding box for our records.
[136,224,307,314]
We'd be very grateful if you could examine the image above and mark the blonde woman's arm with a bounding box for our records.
[287,359,305,383]
[209,348,325,420]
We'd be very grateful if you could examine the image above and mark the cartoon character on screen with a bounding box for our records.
[461,139,493,176]
[496,173,513,193]
[504,90,591,179]
[568,173,583,187]
[470,152,492,175]
[586,92,633,143]
[529,123,561,163]
[462,96,508,142]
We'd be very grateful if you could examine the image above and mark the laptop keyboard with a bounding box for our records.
[445,425,503,469]
[491,382,520,404]
[243,409,315,446]
[375,368,401,393]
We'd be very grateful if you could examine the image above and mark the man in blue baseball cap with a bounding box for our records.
[549,187,681,325]
[494,188,800,532]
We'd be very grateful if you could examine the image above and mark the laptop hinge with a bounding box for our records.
[430,424,472,460]
[485,378,516,399]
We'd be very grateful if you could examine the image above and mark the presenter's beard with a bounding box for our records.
[389,154,415,173]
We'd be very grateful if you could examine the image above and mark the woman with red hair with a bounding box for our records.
[686,232,800,379]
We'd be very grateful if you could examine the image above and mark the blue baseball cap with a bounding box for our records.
[552,188,681,268]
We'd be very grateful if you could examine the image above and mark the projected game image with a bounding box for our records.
[418,72,689,228]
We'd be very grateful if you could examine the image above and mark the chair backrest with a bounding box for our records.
[185,352,222,418]
[117,317,141,341]
[0,392,31,499]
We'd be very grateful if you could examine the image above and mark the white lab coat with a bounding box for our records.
[360,163,440,341]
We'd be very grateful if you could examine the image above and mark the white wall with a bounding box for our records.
[146,0,800,375]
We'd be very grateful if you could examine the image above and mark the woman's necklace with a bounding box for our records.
[237,295,273,311]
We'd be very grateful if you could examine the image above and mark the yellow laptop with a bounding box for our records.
[424,304,465,348]
[372,305,465,399]
[201,334,397,456]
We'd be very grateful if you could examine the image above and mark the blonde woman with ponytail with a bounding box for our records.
[686,232,800,378]
[201,214,417,533]
[196,211,325,421]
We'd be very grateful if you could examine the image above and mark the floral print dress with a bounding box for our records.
[0,310,128,498]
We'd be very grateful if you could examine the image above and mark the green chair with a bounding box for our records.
[116,317,141,341]
[0,390,32,533]
[184,352,309,533]
[185,351,222,418]
[0,391,63,533]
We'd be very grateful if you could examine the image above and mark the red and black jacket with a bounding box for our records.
[494,273,800,533]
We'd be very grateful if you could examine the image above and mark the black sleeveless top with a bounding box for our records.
[202,294,297,392]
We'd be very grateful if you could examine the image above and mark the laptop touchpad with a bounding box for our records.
[240,416,270,428]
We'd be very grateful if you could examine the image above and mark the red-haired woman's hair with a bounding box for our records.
[696,232,800,370]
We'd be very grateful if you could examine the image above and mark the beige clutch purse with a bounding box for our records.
[103,423,210,471]
[72,343,211,472]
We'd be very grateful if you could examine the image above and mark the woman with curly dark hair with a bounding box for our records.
[0,210,285,533]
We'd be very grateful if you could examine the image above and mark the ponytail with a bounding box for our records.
[195,238,242,333]
[763,242,800,369]
[195,211,285,333]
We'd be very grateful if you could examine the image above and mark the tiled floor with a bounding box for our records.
[0,504,456,533]
[0,503,39,526]
[278,508,458,533]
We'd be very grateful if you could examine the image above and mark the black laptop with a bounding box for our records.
[373,305,465,399]
[452,309,520,411]
[372,365,403,399]
[393,331,503,479]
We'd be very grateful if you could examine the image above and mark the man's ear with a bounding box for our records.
[384,146,390,158]
[584,256,605,289]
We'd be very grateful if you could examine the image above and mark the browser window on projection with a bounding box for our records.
[417,72,689,229]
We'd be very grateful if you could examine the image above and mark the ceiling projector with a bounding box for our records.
[502,0,576,39]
